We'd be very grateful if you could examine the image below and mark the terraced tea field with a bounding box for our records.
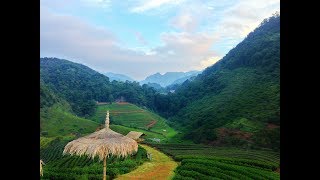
[89,103,177,139]
[40,138,148,180]
[151,143,280,180]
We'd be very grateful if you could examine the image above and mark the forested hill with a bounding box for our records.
[40,58,113,116]
[40,57,158,117]
[151,15,280,150]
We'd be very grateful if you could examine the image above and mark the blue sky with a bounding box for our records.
[40,0,279,80]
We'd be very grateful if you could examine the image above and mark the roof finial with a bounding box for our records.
[105,110,109,129]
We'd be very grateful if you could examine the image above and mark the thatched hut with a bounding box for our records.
[126,131,145,142]
[63,111,138,180]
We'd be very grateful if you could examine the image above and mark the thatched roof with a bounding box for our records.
[63,111,138,161]
[126,131,144,140]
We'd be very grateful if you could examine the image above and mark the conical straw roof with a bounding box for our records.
[63,111,138,160]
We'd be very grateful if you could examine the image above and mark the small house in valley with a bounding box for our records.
[126,131,145,142]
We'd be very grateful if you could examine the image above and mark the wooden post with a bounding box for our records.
[103,157,107,180]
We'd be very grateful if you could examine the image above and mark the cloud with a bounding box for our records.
[170,14,194,31]
[41,0,280,80]
[207,0,280,55]
[41,2,220,80]
[130,0,185,13]
[169,1,215,32]
[220,0,280,39]
[41,7,207,80]
[133,31,148,46]
[151,31,219,71]
[200,56,221,69]
[155,32,216,56]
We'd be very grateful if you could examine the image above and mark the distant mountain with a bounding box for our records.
[140,70,201,87]
[104,72,135,82]
[145,82,163,90]
[169,71,202,86]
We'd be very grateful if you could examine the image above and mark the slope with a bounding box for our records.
[89,103,177,141]
[152,15,280,150]
[40,81,99,137]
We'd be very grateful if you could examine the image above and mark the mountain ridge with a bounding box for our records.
[140,70,201,87]
[104,72,135,82]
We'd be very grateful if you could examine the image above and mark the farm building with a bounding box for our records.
[126,131,145,142]
[115,96,126,103]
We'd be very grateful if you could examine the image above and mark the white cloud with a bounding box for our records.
[41,0,280,80]
[200,56,221,69]
[220,0,280,39]
[130,0,185,13]
[170,14,194,31]
[41,3,221,80]
[169,1,215,32]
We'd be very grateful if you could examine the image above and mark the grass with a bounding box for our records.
[41,104,100,137]
[150,143,280,180]
[89,103,177,139]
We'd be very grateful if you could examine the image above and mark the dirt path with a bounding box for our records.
[115,144,178,180]
[146,120,157,128]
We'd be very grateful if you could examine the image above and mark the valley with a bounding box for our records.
[40,14,280,179]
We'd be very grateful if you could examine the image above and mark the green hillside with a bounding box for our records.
[151,15,280,150]
[40,57,159,118]
[40,58,113,117]
[89,103,177,139]
[40,81,99,137]
[41,104,99,137]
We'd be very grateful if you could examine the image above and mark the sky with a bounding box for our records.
[40,0,280,81]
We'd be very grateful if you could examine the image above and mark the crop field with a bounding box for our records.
[150,143,280,180]
[40,137,56,149]
[41,105,100,137]
[40,138,148,180]
[89,103,177,138]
